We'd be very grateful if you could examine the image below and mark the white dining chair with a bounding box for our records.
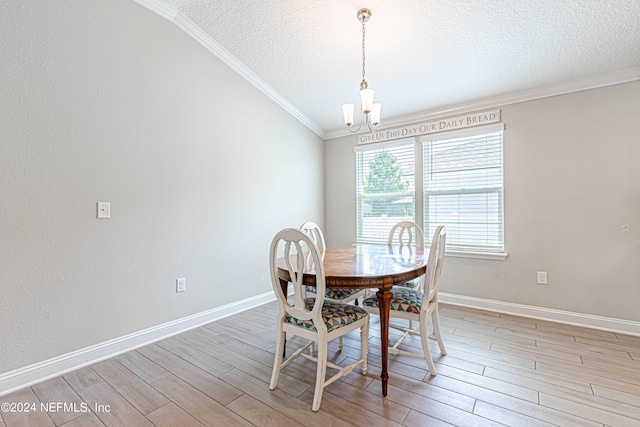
[388,220,426,330]
[300,221,366,304]
[388,220,425,292]
[269,228,369,411]
[362,225,447,376]
[300,221,367,351]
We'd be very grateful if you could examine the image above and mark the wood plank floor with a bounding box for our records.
[2,302,640,426]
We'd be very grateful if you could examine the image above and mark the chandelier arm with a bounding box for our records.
[347,122,364,133]
[348,113,379,133]
[365,113,377,132]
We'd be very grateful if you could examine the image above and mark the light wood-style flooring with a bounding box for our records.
[2,302,640,426]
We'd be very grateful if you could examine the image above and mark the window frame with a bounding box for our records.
[355,139,417,244]
[421,123,506,256]
[353,123,507,260]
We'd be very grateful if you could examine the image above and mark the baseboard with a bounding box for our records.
[6,291,637,398]
[0,291,277,398]
[439,292,640,337]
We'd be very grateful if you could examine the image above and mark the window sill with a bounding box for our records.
[445,250,508,261]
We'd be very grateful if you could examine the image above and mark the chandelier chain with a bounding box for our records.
[361,17,366,83]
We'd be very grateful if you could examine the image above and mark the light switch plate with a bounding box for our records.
[176,277,186,293]
[97,202,110,219]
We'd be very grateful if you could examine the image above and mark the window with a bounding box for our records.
[423,126,504,252]
[356,140,415,243]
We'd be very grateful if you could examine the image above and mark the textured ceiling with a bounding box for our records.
[165,0,640,136]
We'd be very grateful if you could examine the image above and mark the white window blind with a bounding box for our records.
[423,128,504,252]
[356,141,415,244]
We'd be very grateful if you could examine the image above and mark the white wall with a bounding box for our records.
[325,82,640,322]
[0,0,324,374]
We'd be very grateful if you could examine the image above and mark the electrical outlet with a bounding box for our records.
[97,202,110,219]
[537,271,548,285]
[176,277,186,292]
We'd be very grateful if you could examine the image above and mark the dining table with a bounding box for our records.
[276,243,427,396]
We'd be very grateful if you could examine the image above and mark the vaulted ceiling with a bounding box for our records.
[149,0,640,138]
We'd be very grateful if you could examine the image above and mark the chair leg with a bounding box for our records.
[420,315,437,376]
[431,304,447,355]
[360,318,369,375]
[270,329,285,390]
[312,339,328,412]
[338,336,343,350]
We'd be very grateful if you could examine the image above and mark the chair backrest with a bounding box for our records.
[388,221,425,250]
[299,221,326,268]
[269,228,326,329]
[424,225,446,305]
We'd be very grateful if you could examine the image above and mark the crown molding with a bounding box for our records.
[133,0,325,138]
[324,66,640,140]
[133,0,639,142]
[132,0,177,21]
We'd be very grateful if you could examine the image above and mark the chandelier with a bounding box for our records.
[342,8,381,133]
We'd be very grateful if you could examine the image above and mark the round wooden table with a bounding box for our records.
[277,243,427,396]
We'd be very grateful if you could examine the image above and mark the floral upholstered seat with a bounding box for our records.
[362,287,423,314]
[305,286,365,302]
[392,278,421,290]
[286,298,369,332]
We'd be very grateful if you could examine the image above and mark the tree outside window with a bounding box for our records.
[356,142,415,243]
[363,150,412,217]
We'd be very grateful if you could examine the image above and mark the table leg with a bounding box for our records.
[376,285,393,396]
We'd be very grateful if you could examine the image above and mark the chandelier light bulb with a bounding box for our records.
[370,103,381,126]
[342,104,355,126]
[360,88,374,113]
